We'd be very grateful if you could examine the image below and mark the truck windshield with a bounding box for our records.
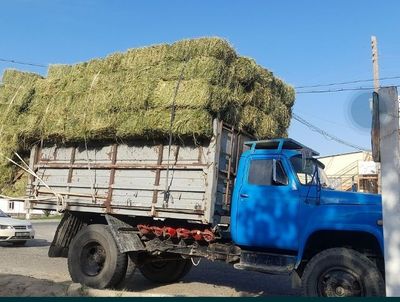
[0,209,8,217]
[290,156,332,188]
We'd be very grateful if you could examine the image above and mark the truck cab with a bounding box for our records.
[230,139,384,296]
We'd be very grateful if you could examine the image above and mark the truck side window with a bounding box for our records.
[275,160,289,185]
[248,159,287,186]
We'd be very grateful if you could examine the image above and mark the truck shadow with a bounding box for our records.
[119,259,300,296]
[0,239,50,248]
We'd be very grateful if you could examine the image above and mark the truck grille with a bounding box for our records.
[14,226,27,230]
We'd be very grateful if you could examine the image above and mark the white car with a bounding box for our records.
[0,209,35,246]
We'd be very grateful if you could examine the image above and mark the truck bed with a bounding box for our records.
[27,120,252,225]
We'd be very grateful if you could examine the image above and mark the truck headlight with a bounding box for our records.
[27,225,33,229]
[0,225,13,229]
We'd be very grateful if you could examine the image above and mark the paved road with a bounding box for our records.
[0,221,299,297]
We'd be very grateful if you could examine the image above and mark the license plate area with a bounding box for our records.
[15,232,30,237]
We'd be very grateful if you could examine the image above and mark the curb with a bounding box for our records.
[30,219,62,224]
[67,283,173,297]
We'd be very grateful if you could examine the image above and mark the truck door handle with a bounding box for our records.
[240,193,249,198]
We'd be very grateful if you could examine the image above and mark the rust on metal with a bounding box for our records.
[151,144,164,207]
[197,146,204,163]
[174,145,180,162]
[37,188,108,199]
[52,146,58,161]
[224,126,236,207]
[34,163,207,170]
[104,144,118,213]
[67,147,76,183]
[65,147,77,200]
[28,145,39,196]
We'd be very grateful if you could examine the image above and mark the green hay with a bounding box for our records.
[1,69,43,85]
[240,106,280,138]
[166,38,237,63]
[152,79,236,110]
[0,37,295,196]
[231,57,262,85]
[116,109,213,139]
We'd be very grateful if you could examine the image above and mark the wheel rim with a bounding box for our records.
[80,241,107,276]
[317,267,364,297]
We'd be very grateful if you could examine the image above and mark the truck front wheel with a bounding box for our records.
[139,255,192,284]
[67,224,128,289]
[301,248,385,297]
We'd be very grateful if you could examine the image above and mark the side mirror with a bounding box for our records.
[272,159,288,185]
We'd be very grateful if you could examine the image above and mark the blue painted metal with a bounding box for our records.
[231,138,383,266]
[244,138,319,156]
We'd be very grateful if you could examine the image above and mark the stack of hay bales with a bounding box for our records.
[0,37,295,195]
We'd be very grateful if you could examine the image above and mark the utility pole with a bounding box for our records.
[377,87,400,296]
[371,37,400,296]
[371,36,382,190]
[371,36,380,92]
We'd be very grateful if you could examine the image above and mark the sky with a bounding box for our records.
[0,0,399,156]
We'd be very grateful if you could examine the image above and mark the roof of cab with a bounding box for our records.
[244,138,319,156]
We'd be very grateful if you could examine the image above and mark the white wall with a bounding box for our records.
[0,198,42,215]
[319,151,373,177]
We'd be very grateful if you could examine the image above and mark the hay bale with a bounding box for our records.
[0,37,296,196]
[116,109,213,139]
[239,106,281,138]
[160,56,230,84]
[166,38,237,63]
[0,38,295,143]
[231,57,261,85]
[1,69,43,85]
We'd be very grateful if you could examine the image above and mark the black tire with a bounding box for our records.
[301,248,385,297]
[12,240,27,246]
[139,255,192,284]
[67,224,128,289]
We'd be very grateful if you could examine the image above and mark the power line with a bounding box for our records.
[296,85,400,94]
[292,112,369,151]
[0,55,398,95]
[296,87,375,94]
[0,58,47,68]
[294,76,400,89]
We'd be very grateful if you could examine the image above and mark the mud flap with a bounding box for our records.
[48,211,85,257]
[105,214,145,253]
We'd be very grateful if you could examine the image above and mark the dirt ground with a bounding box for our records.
[0,220,299,297]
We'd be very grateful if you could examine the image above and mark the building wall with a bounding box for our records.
[0,198,43,216]
[319,151,380,193]
[319,151,372,176]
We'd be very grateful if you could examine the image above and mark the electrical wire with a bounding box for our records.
[295,76,400,89]
[296,85,400,94]
[292,113,369,151]
[2,55,400,95]
[0,58,47,68]
[296,87,377,94]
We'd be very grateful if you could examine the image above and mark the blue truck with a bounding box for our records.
[27,120,385,296]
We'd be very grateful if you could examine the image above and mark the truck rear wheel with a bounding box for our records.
[301,248,385,297]
[67,224,128,289]
[139,255,192,284]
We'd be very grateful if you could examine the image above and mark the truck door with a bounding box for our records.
[232,156,299,251]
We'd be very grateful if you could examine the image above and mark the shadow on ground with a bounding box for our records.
[117,258,299,296]
[0,239,50,248]
[0,257,299,297]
